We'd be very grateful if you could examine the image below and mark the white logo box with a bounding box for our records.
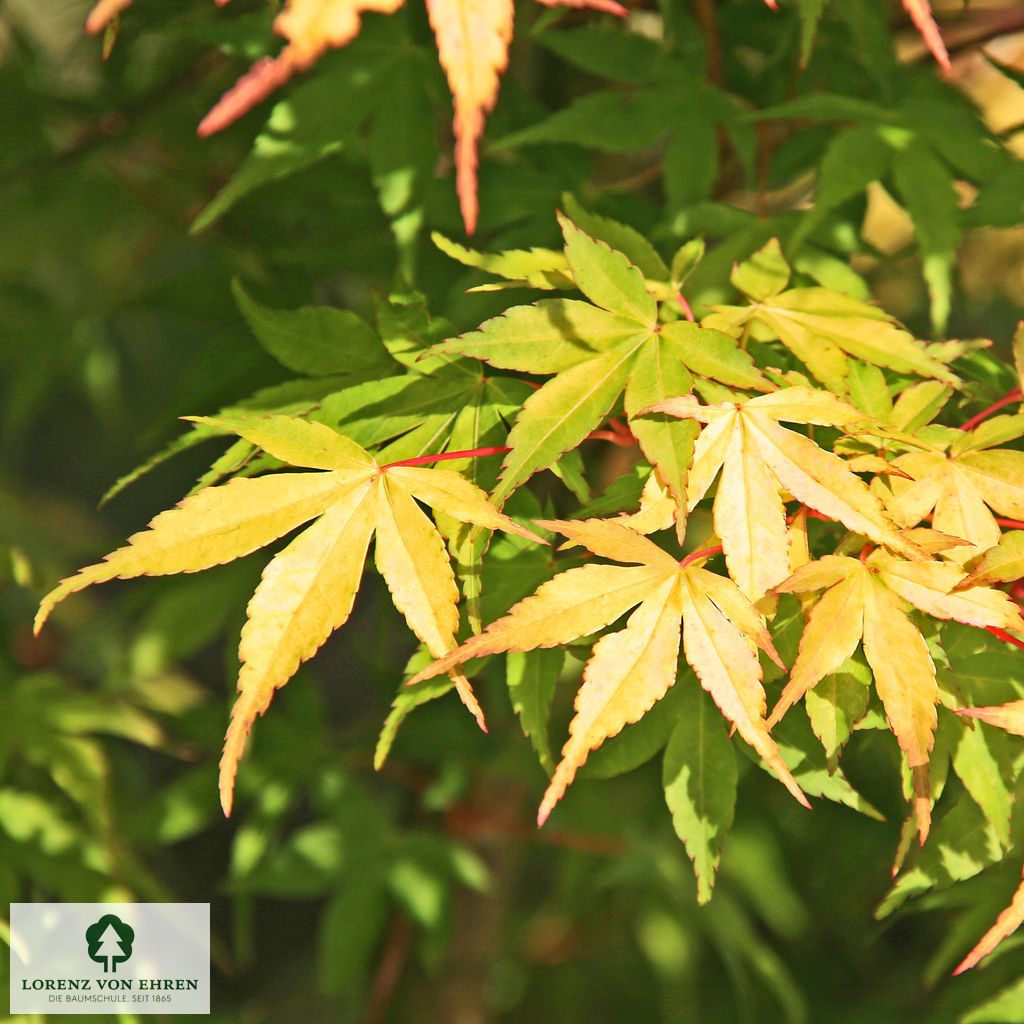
[10,903,209,1015]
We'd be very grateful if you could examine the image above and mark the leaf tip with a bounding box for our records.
[32,605,49,637]
[454,670,489,733]
[765,639,786,672]
[197,55,297,138]
[902,0,951,72]
[913,770,931,844]
[85,0,132,35]
[34,584,68,636]
[218,742,238,818]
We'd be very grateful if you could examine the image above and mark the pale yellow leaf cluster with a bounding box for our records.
[706,289,957,395]
[649,387,924,600]
[883,446,1024,564]
[275,0,406,66]
[958,531,1024,589]
[35,414,541,816]
[771,552,1024,842]
[408,518,810,823]
[617,473,677,535]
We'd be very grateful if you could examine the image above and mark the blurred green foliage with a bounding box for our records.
[5,0,1024,1021]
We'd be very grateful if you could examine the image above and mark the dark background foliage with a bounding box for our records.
[4,0,1024,1020]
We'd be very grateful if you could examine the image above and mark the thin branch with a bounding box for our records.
[691,0,723,87]
[359,914,414,1024]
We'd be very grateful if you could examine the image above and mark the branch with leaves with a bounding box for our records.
[35,210,1024,975]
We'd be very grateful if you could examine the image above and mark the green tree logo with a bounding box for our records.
[85,914,134,973]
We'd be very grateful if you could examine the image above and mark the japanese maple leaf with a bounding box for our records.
[87,0,625,235]
[769,551,1024,841]
[407,517,811,823]
[881,415,1024,564]
[649,387,926,601]
[34,414,541,815]
[436,214,770,536]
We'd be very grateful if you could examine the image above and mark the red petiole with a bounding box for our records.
[986,626,1024,651]
[959,388,1022,433]
[382,446,511,470]
[680,544,723,568]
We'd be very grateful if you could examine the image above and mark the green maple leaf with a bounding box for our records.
[435,214,769,537]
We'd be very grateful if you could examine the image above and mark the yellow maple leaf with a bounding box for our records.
[87,0,625,234]
[648,386,924,601]
[705,288,957,396]
[770,552,1024,842]
[407,517,811,823]
[882,423,1024,564]
[957,530,1024,590]
[35,414,542,815]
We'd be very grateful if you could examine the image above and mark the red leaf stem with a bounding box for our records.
[959,389,1022,433]
[792,508,834,525]
[986,626,1024,651]
[679,544,723,568]
[382,446,511,469]
[676,293,696,323]
[586,430,638,447]
[586,416,637,447]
